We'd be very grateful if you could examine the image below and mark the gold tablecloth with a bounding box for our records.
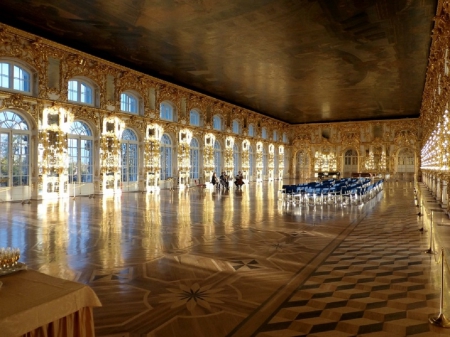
[0,269,101,337]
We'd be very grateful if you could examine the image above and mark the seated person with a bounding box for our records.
[234,171,245,189]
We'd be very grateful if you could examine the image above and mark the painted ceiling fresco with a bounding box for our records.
[0,0,437,123]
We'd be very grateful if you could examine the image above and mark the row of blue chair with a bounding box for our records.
[280,178,383,206]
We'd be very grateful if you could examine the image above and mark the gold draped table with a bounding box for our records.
[0,269,101,337]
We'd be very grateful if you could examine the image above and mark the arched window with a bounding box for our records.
[274,147,279,178]
[68,79,94,105]
[233,143,240,176]
[261,127,267,139]
[0,111,30,187]
[160,134,172,180]
[248,124,255,137]
[68,121,93,184]
[398,148,415,173]
[262,146,268,176]
[284,151,289,176]
[160,102,174,121]
[120,92,138,114]
[190,137,200,180]
[0,62,31,93]
[249,145,254,180]
[344,149,358,177]
[213,115,222,131]
[190,110,200,126]
[214,140,222,175]
[232,120,240,134]
[296,151,309,180]
[121,129,138,183]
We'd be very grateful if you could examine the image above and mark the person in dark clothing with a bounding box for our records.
[234,171,244,189]
[220,171,229,190]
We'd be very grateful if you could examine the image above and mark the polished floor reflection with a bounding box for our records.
[0,181,449,336]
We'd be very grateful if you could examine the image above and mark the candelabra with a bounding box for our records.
[365,152,375,171]
[144,139,160,173]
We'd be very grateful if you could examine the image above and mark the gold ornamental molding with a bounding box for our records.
[0,23,290,137]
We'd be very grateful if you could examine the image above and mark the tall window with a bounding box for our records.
[121,92,138,114]
[273,130,278,141]
[274,148,279,178]
[0,111,30,187]
[0,62,31,93]
[213,116,222,131]
[284,151,288,177]
[261,127,267,139]
[344,149,358,176]
[248,124,255,137]
[190,110,200,126]
[398,148,415,173]
[68,121,93,184]
[262,146,268,176]
[190,138,200,180]
[160,134,172,180]
[121,129,138,183]
[296,151,309,180]
[249,145,254,180]
[160,102,174,121]
[233,143,240,176]
[68,79,93,104]
[232,120,240,134]
[283,132,288,143]
[214,140,222,175]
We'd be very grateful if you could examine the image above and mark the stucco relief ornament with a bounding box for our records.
[106,100,116,111]
[47,88,60,101]
[441,2,450,19]
[2,94,29,110]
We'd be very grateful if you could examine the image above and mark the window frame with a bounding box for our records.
[232,120,240,134]
[160,102,174,121]
[121,128,139,183]
[261,127,267,139]
[120,91,139,114]
[68,78,95,106]
[233,143,240,176]
[190,137,200,180]
[68,120,94,184]
[0,61,32,95]
[213,115,222,131]
[248,124,255,137]
[160,134,173,180]
[190,110,201,126]
[214,140,222,175]
[0,110,30,188]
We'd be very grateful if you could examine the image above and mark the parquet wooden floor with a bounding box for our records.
[1,181,450,337]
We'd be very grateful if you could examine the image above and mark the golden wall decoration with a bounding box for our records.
[0,21,430,194]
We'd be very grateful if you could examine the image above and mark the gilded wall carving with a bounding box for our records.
[289,119,420,178]
[0,21,430,197]
[419,0,450,195]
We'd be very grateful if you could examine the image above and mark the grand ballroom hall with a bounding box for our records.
[2,0,450,336]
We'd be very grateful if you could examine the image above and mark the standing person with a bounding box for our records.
[220,171,229,190]
[211,172,218,188]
